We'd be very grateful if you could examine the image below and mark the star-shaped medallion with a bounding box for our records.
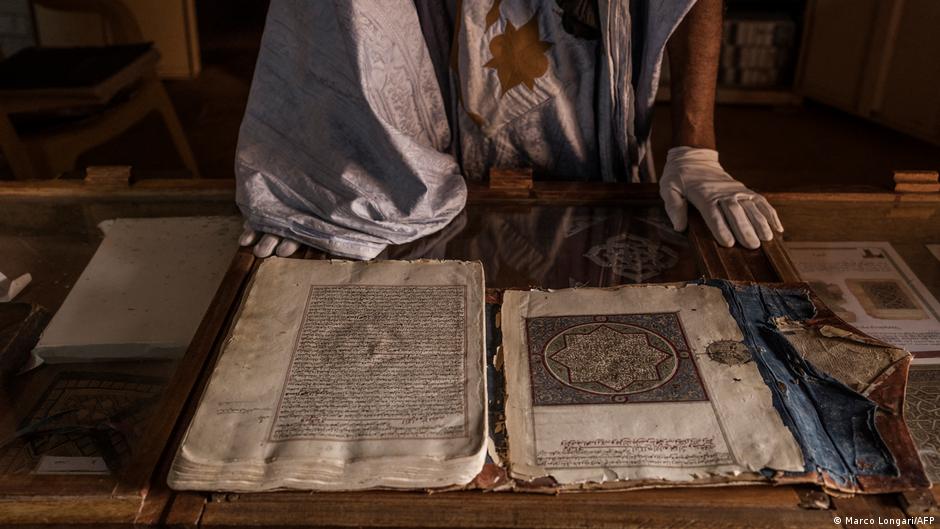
[551,325,671,391]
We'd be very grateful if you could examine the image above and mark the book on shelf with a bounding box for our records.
[719,13,797,89]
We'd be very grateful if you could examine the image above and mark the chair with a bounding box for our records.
[0,0,200,179]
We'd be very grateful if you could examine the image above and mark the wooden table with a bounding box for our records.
[0,177,937,528]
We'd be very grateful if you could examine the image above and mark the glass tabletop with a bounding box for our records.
[0,193,693,484]
[775,197,940,360]
[0,195,239,483]
[1,189,935,486]
[775,199,940,300]
[381,204,696,289]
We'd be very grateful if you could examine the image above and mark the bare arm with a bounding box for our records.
[666,0,722,150]
[660,0,784,249]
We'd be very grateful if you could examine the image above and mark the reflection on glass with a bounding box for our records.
[383,205,694,289]
[0,199,690,477]
[0,362,175,475]
[0,199,237,477]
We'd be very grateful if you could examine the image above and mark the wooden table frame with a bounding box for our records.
[0,177,936,528]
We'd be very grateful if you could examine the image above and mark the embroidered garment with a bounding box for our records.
[236,0,695,259]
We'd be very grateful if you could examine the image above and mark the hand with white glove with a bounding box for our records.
[659,146,783,249]
[239,224,301,258]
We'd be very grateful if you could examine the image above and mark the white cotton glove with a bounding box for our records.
[239,224,301,258]
[659,146,783,249]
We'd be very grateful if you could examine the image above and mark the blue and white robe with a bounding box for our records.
[235,0,696,258]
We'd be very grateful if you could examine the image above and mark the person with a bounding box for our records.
[237,0,783,260]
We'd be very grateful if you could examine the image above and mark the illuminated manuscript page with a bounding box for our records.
[502,285,803,484]
[169,258,486,491]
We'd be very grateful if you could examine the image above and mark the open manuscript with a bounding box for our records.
[170,259,928,493]
[169,259,487,490]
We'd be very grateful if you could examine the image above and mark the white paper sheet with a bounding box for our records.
[33,216,242,363]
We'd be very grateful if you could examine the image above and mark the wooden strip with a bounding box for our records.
[0,178,234,200]
[893,170,940,184]
[687,212,802,283]
[688,215,733,279]
[747,250,783,283]
[163,492,207,529]
[899,488,938,515]
[720,250,758,281]
[84,165,132,188]
[220,485,803,509]
[200,490,832,529]
[764,192,940,203]
[489,168,534,190]
[135,485,173,527]
[894,183,940,193]
[687,213,762,281]
[830,494,908,520]
[0,497,140,525]
[0,180,936,206]
[0,474,116,496]
[761,237,802,283]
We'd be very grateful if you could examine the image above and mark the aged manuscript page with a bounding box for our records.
[502,285,804,484]
[169,258,486,491]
